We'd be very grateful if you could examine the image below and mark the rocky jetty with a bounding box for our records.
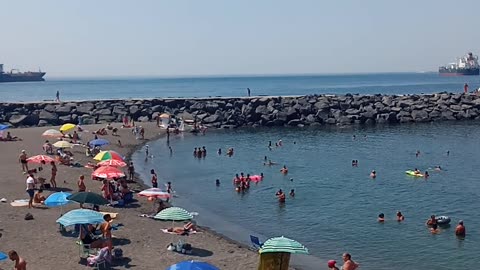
[2,93,480,128]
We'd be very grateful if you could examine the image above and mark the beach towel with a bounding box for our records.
[10,200,47,208]
[161,229,198,235]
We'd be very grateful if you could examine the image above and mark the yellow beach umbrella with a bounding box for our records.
[53,141,73,148]
[59,123,76,133]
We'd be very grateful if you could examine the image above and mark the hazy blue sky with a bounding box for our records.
[1,0,479,77]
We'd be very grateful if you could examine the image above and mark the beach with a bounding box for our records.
[0,123,260,270]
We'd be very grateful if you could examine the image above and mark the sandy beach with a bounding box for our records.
[0,122,259,270]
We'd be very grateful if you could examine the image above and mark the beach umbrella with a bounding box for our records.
[44,192,72,207]
[56,209,104,227]
[59,123,76,133]
[92,166,125,179]
[67,192,109,205]
[89,138,110,147]
[0,251,7,261]
[42,129,63,138]
[160,113,171,118]
[0,124,9,131]
[26,155,56,164]
[93,150,124,161]
[259,236,309,254]
[166,260,220,270]
[53,141,73,148]
[154,207,193,221]
[138,188,171,199]
[97,159,127,167]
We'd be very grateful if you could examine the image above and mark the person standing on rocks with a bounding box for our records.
[247,88,251,97]
[56,90,60,102]
[464,83,469,93]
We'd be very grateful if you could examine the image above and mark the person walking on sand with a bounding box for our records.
[26,173,35,209]
[19,150,29,173]
[8,250,27,270]
[50,161,57,188]
[150,169,158,188]
[56,90,60,102]
[342,253,359,270]
[128,162,135,181]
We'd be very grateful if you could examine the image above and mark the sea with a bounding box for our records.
[0,72,478,102]
[3,73,479,269]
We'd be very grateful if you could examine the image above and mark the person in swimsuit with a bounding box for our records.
[128,162,135,181]
[215,179,220,186]
[100,214,113,250]
[276,189,286,203]
[424,171,429,178]
[78,175,86,192]
[8,250,27,270]
[280,165,288,174]
[50,161,57,188]
[370,170,376,178]
[289,189,295,197]
[19,150,28,173]
[426,215,437,226]
[430,223,440,234]
[378,213,385,222]
[33,189,46,204]
[455,220,466,237]
[79,224,106,249]
[396,211,405,221]
[342,253,359,270]
[26,173,35,209]
[150,169,158,188]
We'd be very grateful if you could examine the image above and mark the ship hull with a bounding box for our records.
[439,67,479,76]
[0,72,46,83]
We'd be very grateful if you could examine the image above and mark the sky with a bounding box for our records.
[1,0,479,77]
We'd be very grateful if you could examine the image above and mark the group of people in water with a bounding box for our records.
[193,146,207,158]
[232,172,264,192]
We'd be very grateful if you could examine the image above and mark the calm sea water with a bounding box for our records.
[133,122,480,270]
[0,73,478,102]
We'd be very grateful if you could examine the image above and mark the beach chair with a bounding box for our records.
[87,247,111,269]
[250,235,263,250]
[76,241,98,259]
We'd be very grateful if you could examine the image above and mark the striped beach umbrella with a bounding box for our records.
[26,155,56,164]
[166,260,220,270]
[42,129,64,138]
[97,159,127,167]
[138,188,171,199]
[56,209,104,227]
[93,150,124,161]
[53,140,73,148]
[259,236,309,254]
[154,207,192,221]
[59,123,76,133]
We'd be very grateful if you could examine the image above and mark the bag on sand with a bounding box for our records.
[24,213,34,220]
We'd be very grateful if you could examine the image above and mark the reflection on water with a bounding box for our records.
[133,122,480,270]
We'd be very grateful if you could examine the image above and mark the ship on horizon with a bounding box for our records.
[439,52,480,76]
[0,64,46,83]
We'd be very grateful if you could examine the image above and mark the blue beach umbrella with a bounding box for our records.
[56,209,104,227]
[44,192,72,207]
[0,251,7,261]
[0,124,9,131]
[166,260,220,270]
[89,138,110,147]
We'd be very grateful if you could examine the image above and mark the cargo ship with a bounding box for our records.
[439,52,480,76]
[0,64,46,83]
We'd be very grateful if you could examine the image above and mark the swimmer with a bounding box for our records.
[289,189,295,197]
[280,165,288,174]
[268,141,272,147]
[264,156,268,161]
[434,166,442,171]
[447,150,450,156]
[351,160,355,167]
[215,179,220,186]
[424,171,429,178]
[276,189,286,203]
[293,141,296,144]
[278,139,282,146]
[455,220,466,237]
[260,173,264,179]
[426,215,437,226]
[430,223,440,234]
[290,178,293,182]
[352,135,356,140]
[217,148,222,155]
[370,170,376,178]
[378,213,385,222]
[414,168,421,175]
[264,160,276,166]
[396,211,405,222]
[416,150,420,158]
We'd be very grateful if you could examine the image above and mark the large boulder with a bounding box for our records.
[411,109,429,121]
[44,104,56,113]
[205,102,219,113]
[8,114,28,126]
[76,103,95,114]
[202,114,220,124]
[39,110,59,124]
[55,105,73,116]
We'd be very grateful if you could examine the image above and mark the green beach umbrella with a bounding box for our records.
[259,236,309,254]
[154,207,193,221]
[67,192,109,205]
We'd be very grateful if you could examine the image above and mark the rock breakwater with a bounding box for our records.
[2,93,480,128]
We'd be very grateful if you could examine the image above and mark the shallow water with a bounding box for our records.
[133,122,480,270]
[0,73,477,102]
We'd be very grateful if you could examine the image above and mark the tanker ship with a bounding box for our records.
[439,52,480,76]
[0,64,46,83]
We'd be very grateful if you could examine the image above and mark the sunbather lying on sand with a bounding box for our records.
[166,222,197,234]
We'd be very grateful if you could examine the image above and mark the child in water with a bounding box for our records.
[289,189,295,197]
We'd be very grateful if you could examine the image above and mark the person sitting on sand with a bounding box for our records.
[280,165,288,174]
[33,189,46,204]
[430,223,440,234]
[112,128,118,136]
[5,131,20,141]
[426,215,437,226]
[167,221,197,234]
[95,128,108,136]
[106,123,113,130]
[378,213,385,222]
[396,211,405,221]
[43,140,54,154]
[370,170,376,178]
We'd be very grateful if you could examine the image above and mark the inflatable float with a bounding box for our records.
[250,175,263,183]
[436,216,451,225]
[405,170,424,177]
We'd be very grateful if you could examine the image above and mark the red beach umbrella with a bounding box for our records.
[26,155,56,164]
[97,159,127,168]
[92,166,125,179]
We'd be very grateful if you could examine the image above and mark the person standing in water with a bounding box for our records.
[342,253,359,270]
[276,189,286,203]
[455,220,466,237]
